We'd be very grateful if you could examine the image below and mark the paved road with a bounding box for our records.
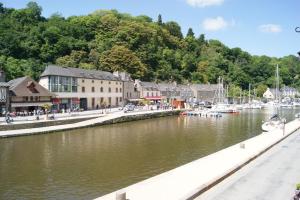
[196,130,300,200]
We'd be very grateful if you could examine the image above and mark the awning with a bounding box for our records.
[128,99,143,101]
[11,102,53,108]
[71,98,80,104]
[145,96,162,100]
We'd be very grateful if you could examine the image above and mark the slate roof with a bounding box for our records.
[8,76,54,97]
[41,65,121,81]
[139,81,159,91]
[0,82,9,87]
[157,83,176,91]
[190,84,219,91]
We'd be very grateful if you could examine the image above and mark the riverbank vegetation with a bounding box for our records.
[1,2,300,97]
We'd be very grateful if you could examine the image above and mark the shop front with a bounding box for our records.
[52,97,81,112]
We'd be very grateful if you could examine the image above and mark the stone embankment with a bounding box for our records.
[0,109,181,138]
[96,119,300,200]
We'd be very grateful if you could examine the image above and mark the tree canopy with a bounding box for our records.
[1,2,300,96]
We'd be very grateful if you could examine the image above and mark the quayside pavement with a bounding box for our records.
[196,127,300,200]
[96,119,300,200]
[0,109,180,138]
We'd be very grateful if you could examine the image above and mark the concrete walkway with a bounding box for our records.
[0,109,178,138]
[95,119,300,200]
[196,128,300,200]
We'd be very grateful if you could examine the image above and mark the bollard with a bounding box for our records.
[116,191,126,200]
[240,143,245,149]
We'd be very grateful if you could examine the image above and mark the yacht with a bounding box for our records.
[262,114,284,132]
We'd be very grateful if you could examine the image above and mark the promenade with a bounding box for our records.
[96,119,300,200]
[196,128,300,200]
[0,109,180,138]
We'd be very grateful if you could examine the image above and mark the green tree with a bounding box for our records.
[99,45,146,79]
[157,14,163,25]
[186,28,195,38]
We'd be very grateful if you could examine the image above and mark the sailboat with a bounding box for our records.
[262,64,284,132]
[211,77,239,113]
[244,84,262,109]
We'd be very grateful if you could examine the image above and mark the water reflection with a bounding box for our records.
[0,108,299,200]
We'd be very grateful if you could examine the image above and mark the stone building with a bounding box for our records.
[190,84,219,103]
[135,80,162,102]
[0,69,9,116]
[113,71,139,105]
[39,65,123,110]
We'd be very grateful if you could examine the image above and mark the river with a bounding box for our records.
[0,108,299,200]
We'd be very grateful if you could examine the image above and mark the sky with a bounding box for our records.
[2,0,300,58]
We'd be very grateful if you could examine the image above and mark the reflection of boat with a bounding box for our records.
[262,114,284,132]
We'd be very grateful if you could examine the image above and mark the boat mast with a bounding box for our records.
[275,64,280,102]
[248,83,251,104]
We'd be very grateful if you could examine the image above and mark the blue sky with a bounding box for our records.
[2,0,300,57]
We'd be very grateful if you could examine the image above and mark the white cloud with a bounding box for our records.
[186,0,224,7]
[259,24,282,33]
[202,17,232,31]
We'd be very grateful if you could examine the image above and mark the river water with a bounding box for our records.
[0,108,299,200]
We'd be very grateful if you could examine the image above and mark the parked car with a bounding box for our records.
[124,103,135,112]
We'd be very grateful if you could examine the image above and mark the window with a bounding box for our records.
[109,81,111,84]
[100,87,103,92]
[120,97,122,102]
[116,88,118,93]
[82,87,85,93]
[109,87,111,93]
[147,92,149,97]
[108,97,111,105]
[120,88,122,93]
[100,97,104,103]
[92,87,95,92]
[92,80,94,83]
[72,78,78,92]
[30,96,34,101]
[127,92,128,97]
[130,93,132,98]
[82,79,85,83]
[101,81,103,84]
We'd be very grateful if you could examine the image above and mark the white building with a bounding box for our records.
[263,88,275,100]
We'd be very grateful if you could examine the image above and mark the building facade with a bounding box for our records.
[40,65,123,110]
[0,82,9,115]
[263,88,275,100]
[281,86,299,98]
[135,80,162,102]
[113,71,139,105]
[190,84,219,103]
[0,70,9,116]
[8,76,53,112]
